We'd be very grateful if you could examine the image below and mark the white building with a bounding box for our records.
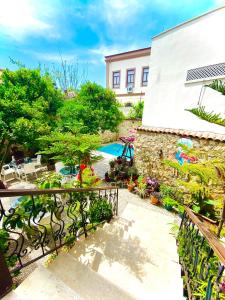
[105,47,151,104]
[142,6,225,135]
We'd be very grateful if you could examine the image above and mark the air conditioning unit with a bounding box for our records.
[127,84,133,93]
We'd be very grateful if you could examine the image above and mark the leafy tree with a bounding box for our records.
[0,68,63,171]
[58,82,124,134]
[39,130,101,186]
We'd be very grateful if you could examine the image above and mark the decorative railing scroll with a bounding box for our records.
[178,207,225,299]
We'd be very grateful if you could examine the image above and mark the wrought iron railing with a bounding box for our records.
[0,187,118,297]
[178,207,225,299]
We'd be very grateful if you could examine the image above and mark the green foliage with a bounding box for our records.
[160,184,174,198]
[39,131,100,168]
[36,172,63,189]
[169,222,179,238]
[136,175,148,198]
[128,100,144,119]
[164,145,225,219]
[80,168,101,188]
[207,79,225,95]
[186,79,225,127]
[162,197,178,207]
[0,229,18,269]
[177,227,225,299]
[0,67,63,169]
[88,199,113,223]
[58,82,124,134]
[0,68,63,145]
[186,106,225,127]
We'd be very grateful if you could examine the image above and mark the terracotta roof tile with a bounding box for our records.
[137,126,225,142]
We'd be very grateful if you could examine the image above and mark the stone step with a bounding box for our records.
[6,193,184,300]
[14,265,84,300]
[67,214,184,299]
[47,253,136,300]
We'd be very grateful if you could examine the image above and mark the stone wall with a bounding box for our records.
[134,129,225,186]
[101,119,141,144]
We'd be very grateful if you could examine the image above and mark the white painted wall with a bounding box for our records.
[108,55,150,104]
[142,7,225,134]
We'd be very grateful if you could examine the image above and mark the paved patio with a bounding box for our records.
[93,151,114,179]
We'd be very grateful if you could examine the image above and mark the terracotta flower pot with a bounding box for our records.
[128,184,135,192]
[150,195,160,205]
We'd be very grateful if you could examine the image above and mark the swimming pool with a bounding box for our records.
[98,143,134,157]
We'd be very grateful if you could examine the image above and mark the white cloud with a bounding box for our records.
[29,50,100,66]
[0,0,58,41]
[31,52,77,63]
[102,0,143,26]
[90,44,139,57]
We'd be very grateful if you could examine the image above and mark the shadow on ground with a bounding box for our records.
[69,218,154,282]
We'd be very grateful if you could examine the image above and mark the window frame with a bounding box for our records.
[141,66,149,86]
[126,68,136,87]
[112,70,121,89]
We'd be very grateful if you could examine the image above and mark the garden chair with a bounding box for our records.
[22,163,38,181]
[31,154,42,167]
[0,164,16,181]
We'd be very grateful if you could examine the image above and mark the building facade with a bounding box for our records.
[134,6,225,182]
[142,6,225,135]
[105,47,151,104]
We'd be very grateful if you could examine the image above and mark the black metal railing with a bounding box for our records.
[0,187,118,297]
[178,207,225,300]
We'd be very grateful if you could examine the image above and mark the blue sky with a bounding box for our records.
[0,0,224,86]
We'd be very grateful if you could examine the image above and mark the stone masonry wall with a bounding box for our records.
[134,130,225,187]
[101,119,141,144]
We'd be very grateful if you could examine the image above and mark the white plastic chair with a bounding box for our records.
[31,155,42,167]
[1,164,16,181]
[22,164,38,181]
[15,165,24,180]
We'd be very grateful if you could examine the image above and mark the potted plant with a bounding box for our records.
[150,192,161,205]
[127,166,139,180]
[109,159,116,169]
[136,176,147,198]
[127,177,136,192]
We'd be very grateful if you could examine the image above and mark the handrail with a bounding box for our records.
[0,186,117,197]
[0,185,119,297]
[185,206,225,266]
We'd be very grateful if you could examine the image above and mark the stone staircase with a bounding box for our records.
[4,192,184,300]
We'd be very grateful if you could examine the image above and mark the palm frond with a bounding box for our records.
[207,79,225,95]
[186,106,225,127]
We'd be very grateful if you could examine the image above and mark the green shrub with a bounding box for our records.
[89,199,113,223]
[128,100,144,119]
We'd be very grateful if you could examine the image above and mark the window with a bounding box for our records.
[112,71,120,88]
[142,67,149,86]
[126,69,135,87]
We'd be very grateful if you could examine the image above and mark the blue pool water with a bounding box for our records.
[98,143,134,157]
